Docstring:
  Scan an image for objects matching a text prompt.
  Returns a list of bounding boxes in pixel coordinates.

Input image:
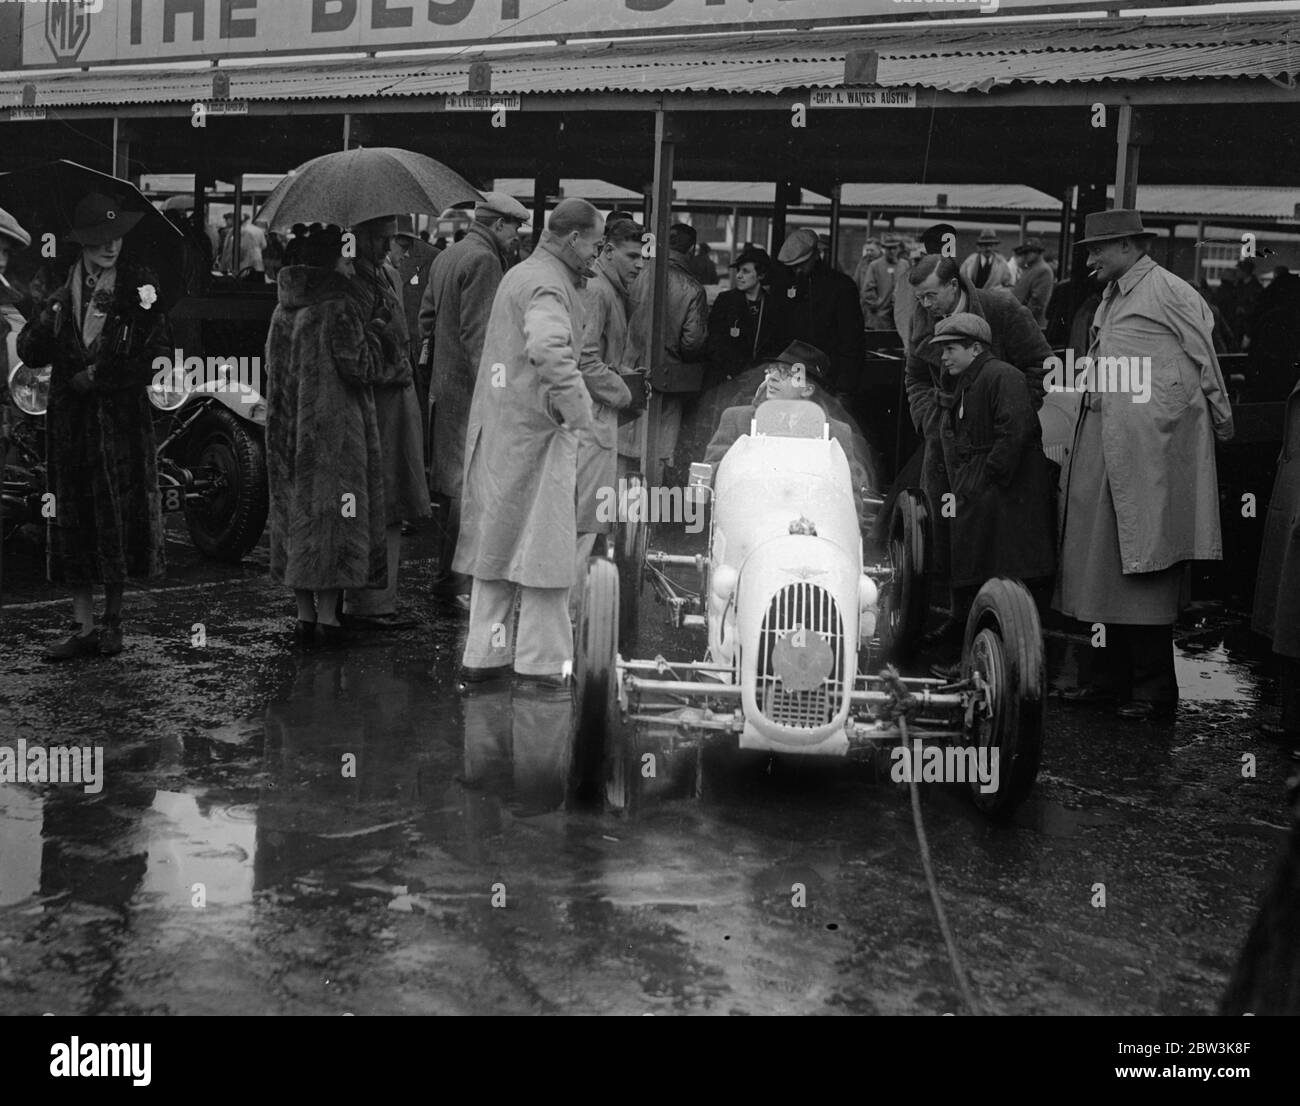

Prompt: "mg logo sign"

[45,1,96,63]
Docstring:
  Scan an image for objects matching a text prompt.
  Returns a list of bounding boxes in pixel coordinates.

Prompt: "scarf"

[67,257,117,351]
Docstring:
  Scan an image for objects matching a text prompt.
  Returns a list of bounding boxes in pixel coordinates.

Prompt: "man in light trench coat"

[455,198,604,685]
[1055,209,1234,721]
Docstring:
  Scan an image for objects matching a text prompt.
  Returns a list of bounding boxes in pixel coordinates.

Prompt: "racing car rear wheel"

[614,472,647,650]
[961,577,1045,817]
[573,557,634,812]
[879,488,930,664]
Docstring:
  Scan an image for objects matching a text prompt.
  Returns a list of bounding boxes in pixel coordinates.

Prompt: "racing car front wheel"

[181,405,269,562]
[879,488,930,664]
[961,577,1045,817]
[613,472,647,651]
[573,557,635,813]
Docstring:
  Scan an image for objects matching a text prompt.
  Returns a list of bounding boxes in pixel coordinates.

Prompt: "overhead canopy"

[2,14,1299,194]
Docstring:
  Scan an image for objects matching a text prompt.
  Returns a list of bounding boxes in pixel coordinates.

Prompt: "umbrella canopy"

[256,147,483,232]
[0,160,191,312]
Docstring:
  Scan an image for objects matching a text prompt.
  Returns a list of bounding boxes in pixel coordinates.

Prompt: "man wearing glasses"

[903,254,1054,650]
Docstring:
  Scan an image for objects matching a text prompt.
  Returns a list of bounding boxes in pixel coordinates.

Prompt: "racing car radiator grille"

[756,583,845,729]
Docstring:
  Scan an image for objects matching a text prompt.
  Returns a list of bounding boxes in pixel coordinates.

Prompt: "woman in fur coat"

[264,224,411,646]
[16,193,169,660]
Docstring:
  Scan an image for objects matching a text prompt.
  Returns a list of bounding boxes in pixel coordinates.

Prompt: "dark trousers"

[1281,655,1300,734]
[1088,623,1178,706]
[431,492,468,592]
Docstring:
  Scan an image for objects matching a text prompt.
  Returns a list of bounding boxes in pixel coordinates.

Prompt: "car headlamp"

[711,564,738,602]
[148,366,190,412]
[859,575,879,640]
[7,360,51,416]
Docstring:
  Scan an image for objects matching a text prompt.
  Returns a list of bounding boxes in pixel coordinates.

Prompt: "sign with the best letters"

[17,0,1193,69]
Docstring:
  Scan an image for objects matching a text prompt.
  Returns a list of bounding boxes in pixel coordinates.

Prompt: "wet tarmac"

[0,523,1295,1015]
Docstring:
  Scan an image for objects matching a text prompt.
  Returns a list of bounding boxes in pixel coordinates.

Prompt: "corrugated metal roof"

[838,183,1060,210]
[4,15,1299,105]
[1134,184,1299,219]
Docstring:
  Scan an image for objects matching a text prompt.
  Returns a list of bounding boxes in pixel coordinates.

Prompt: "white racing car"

[572,398,1046,818]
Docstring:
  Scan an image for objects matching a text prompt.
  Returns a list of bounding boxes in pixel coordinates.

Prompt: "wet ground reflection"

[0,558,1294,1013]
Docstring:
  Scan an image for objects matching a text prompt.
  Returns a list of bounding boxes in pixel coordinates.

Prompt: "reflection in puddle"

[0,788,43,906]
[138,790,257,908]
[1174,636,1263,703]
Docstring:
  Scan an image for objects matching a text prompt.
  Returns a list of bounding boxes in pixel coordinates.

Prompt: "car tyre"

[182,404,268,562]
[573,557,634,813]
[961,576,1045,817]
[879,487,930,664]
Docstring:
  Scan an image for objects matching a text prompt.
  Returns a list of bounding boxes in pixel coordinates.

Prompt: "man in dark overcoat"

[418,191,529,604]
[924,313,1056,674]
[904,253,1054,647]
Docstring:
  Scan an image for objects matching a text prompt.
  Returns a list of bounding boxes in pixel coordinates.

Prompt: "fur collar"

[276,265,354,309]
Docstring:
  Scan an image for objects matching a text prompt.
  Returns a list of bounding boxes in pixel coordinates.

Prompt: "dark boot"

[98,613,124,656]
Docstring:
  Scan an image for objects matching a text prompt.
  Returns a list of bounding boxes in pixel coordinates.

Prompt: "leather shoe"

[1060,684,1116,703]
[316,622,351,647]
[1116,699,1176,722]
[929,661,962,682]
[98,614,124,656]
[921,617,963,651]
[294,620,316,647]
[44,625,100,660]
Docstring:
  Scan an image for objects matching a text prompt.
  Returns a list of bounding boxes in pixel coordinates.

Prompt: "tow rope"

[881,665,983,1016]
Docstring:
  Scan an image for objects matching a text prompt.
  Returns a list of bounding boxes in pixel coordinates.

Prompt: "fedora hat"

[0,206,31,250]
[67,192,143,246]
[1077,208,1158,247]
[393,214,418,239]
[976,228,1000,246]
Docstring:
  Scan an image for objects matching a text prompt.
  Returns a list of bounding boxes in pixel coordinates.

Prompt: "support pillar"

[1112,104,1152,211]
[230,173,243,275]
[532,166,558,249]
[772,180,794,253]
[828,182,842,271]
[642,109,678,488]
[111,116,130,180]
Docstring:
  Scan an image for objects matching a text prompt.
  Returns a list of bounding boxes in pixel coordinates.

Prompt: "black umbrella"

[0,160,191,312]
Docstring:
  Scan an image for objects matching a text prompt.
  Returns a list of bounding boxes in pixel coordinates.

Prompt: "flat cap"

[928,311,992,347]
[0,206,31,249]
[476,190,530,225]
[777,227,818,266]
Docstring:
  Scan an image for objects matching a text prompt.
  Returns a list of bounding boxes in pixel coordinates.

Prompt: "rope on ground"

[881,665,983,1016]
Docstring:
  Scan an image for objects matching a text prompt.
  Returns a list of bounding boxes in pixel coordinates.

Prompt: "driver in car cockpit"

[703,340,871,500]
